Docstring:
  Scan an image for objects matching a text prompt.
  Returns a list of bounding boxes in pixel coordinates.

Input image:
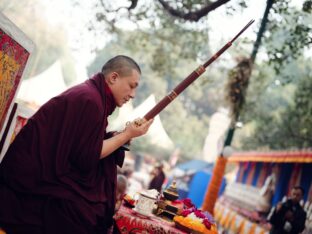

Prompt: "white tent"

[109,95,174,150]
[202,107,231,162]
[17,61,67,106]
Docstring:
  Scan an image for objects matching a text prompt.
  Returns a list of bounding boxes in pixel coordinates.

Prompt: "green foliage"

[229,0,312,150]
[280,68,312,148]
[264,0,312,80]
[5,0,310,156]
[239,58,312,149]
[87,0,312,155]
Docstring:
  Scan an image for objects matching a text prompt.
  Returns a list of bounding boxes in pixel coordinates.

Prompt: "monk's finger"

[146,118,154,127]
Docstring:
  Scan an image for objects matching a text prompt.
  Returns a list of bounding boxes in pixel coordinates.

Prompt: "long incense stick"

[143,19,255,121]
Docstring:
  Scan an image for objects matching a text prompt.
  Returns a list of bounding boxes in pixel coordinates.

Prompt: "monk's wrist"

[120,130,132,143]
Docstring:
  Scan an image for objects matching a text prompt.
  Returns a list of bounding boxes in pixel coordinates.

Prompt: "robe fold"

[0,73,124,233]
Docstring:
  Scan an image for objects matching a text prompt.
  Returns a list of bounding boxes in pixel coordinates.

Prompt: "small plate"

[132,208,152,218]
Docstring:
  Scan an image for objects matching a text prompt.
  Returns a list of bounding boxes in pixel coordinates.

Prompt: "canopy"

[17,61,67,106]
[232,151,312,203]
[109,95,174,150]
[202,108,231,163]
[176,159,213,172]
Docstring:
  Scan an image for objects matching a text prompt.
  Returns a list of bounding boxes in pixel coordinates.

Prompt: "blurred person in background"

[269,186,306,234]
[148,163,166,192]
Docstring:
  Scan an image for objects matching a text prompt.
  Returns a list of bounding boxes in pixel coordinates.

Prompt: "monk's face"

[109,69,140,107]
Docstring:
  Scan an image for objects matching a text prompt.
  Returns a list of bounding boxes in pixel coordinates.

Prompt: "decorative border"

[229,151,312,163]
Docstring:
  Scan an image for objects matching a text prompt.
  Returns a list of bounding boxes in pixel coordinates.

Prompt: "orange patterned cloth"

[229,151,312,163]
[114,205,186,234]
[202,156,228,213]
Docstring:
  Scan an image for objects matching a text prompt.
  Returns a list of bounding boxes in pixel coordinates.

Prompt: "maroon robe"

[0,73,124,233]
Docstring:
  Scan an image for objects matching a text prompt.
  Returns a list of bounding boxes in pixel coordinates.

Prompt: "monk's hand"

[125,118,154,139]
[285,210,294,221]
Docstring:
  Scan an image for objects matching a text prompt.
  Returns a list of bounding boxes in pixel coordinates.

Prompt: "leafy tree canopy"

[85,0,312,155]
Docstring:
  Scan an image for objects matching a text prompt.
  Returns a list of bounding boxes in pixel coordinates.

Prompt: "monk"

[0,55,153,233]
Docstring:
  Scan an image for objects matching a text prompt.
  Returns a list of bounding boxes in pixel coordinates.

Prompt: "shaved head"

[101,55,141,77]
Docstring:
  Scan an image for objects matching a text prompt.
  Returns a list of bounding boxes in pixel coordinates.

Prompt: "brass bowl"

[163,191,179,201]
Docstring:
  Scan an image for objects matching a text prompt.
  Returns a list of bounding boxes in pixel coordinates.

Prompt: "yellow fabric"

[228,213,237,230]
[249,223,257,234]
[229,215,238,232]
[213,202,225,222]
[224,211,235,229]
[239,220,246,233]
[219,208,230,227]
[216,205,270,234]
[0,51,21,128]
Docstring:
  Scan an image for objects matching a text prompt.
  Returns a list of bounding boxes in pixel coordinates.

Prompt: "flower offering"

[173,198,218,234]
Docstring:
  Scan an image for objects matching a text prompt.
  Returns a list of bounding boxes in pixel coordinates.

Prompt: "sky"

[24,0,310,83]
[40,0,268,82]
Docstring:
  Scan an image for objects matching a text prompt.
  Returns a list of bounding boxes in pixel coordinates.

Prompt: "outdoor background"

[1,0,311,162]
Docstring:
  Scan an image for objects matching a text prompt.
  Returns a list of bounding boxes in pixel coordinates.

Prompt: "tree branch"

[128,0,139,10]
[99,0,139,13]
[158,0,231,22]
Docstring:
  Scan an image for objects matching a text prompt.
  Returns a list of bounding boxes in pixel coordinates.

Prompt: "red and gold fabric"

[0,28,30,133]
[256,163,269,188]
[246,162,256,185]
[114,205,186,234]
[287,163,302,195]
[10,115,28,142]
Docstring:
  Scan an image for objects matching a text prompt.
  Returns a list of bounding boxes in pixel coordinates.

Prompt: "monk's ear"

[108,72,118,85]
